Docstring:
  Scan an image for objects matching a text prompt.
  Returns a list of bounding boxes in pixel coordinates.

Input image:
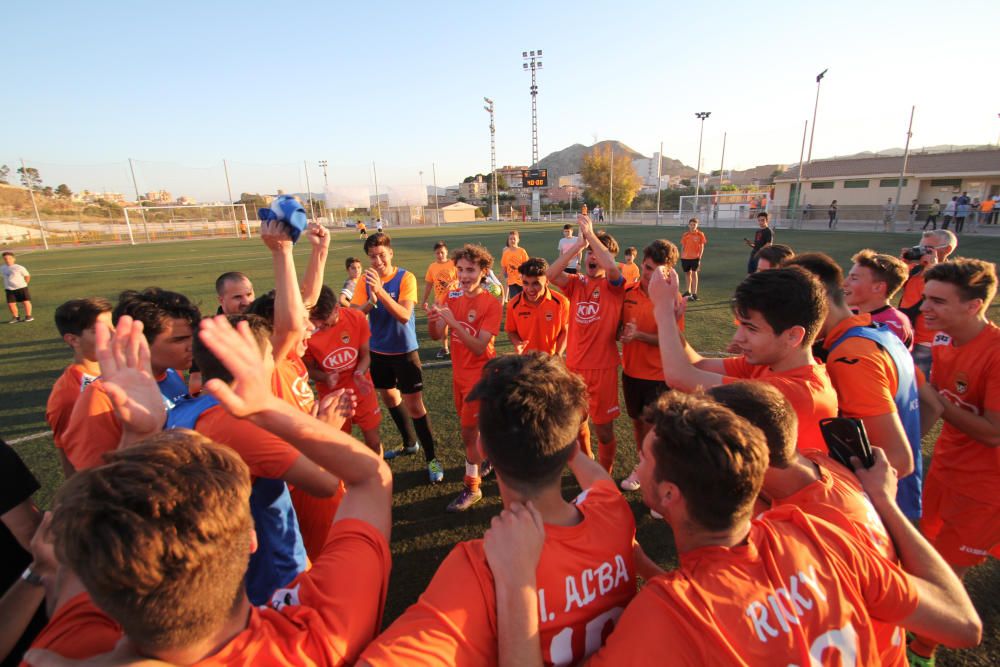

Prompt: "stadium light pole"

[793,120,808,226]
[522,49,543,221]
[694,112,711,202]
[806,69,827,164]
[893,105,915,233]
[318,160,329,224]
[484,97,500,221]
[655,141,663,226]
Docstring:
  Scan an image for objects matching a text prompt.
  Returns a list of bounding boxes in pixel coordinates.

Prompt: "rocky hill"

[535,141,698,180]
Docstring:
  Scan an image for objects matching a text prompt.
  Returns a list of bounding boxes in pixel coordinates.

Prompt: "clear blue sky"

[4,0,999,201]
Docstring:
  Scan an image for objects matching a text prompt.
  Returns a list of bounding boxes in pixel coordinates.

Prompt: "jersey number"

[547,607,623,666]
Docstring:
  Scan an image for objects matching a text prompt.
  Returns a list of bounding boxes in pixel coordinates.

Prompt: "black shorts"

[622,373,669,420]
[370,350,424,394]
[681,258,700,273]
[5,288,30,303]
[508,284,523,299]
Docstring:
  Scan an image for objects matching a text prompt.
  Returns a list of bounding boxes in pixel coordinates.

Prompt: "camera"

[901,245,932,261]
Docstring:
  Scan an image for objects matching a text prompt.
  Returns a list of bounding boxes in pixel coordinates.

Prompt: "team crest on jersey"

[591,288,601,300]
[955,372,969,394]
[269,583,301,611]
[340,332,351,344]
[468,309,477,322]
[545,311,554,321]
[933,332,952,346]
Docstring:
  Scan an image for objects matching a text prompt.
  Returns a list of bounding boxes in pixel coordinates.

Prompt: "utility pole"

[372,161,381,222]
[127,158,151,243]
[223,159,239,237]
[19,158,48,249]
[318,160,329,225]
[484,97,500,220]
[793,120,808,225]
[522,49,543,220]
[303,161,316,221]
[893,105,915,233]
[432,162,440,227]
[655,141,663,226]
[806,69,828,163]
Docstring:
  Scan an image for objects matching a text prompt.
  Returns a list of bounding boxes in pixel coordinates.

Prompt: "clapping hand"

[198,316,276,419]
[96,316,165,439]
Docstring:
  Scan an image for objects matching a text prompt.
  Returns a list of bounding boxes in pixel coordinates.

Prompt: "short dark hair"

[592,230,619,256]
[851,249,909,298]
[51,431,252,651]
[784,252,846,308]
[193,314,272,384]
[469,353,587,495]
[113,289,201,344]
[451,243,494,271]
[245,290,275,323]
[562,224,572,230]
[214,272,250,296]
[433,241,447,251]
[707,382,797,469]
[624,246,637,256]
[642,239,679,268]
[755,244,794,267]
[2,251,13,258]
[925,258,998,313]
[54,297,113,337]
[643,391,768,531]
[363,232,391,254]
[310,285,338,321]
[732,267,827,346]
[518,257,548,278]
[344,256,361,269]
[757,212,770,221]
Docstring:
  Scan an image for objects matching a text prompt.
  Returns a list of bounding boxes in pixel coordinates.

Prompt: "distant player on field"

[422,241,457,359]
[501,229,530,301]
[505,257,569,355]
[618,246,640,284]
[679,218,706,300]
[3,250,33,323]
[340,257,364,308]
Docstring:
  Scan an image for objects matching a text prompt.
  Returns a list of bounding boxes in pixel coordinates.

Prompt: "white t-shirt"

[557,236,580,269]
[2,263,29,290]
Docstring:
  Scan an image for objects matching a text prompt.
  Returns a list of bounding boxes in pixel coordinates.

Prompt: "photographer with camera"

[898,230,957,377]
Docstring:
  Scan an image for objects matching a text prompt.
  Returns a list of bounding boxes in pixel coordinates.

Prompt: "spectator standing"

[827,200,838,228]
[923,198,941,230]
[907,199,920,231]
[2,251,32,323]
[942,197,957,229]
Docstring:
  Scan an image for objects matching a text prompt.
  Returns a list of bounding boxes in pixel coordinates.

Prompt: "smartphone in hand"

[819,417,876,469]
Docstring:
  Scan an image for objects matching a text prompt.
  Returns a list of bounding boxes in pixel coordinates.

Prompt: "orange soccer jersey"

[360,480,637,667]
[501,247,530,287]
[899,272,933,346]
[273,352,316,414]
[61,380,122,471]
[562,274,626,371]
[35,520,391,667]
[45,363,98,450]
[588,506,918,667]
[446,289,501,426]
[680,230,707,260]
[722,356,838,451]
[822,313,903,418]
[618,261,640,284]
[425,260,458,305]
[24,591,122,664]
[769,450,903,665]
[621,283,685,382]
[505,287,570,354]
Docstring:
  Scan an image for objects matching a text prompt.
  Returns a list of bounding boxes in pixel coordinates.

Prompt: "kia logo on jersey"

[576,301,600,324]
[452,321,478,338]
[323,347,358,371]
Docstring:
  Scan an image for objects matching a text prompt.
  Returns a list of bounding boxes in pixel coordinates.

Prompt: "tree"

[580,145,642,212]
[483,172,508,191]
[0,165,9,184]
[55,184,73,199]
[17,166,42,190]
[41,186,54,198]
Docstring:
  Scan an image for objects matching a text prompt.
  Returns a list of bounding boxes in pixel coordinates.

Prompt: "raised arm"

[547,236,587,288]
[854,448,982,648]
[199,315,393,540]
[261,220,308,362]
[578,215,621,283]
[300,222,330,309]
[650,268,724,391]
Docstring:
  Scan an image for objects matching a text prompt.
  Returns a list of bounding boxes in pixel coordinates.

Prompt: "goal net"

[678,191,771,227]
[122,204,251,243]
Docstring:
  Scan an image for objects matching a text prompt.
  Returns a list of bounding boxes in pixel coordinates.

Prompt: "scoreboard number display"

[521,168,548,188]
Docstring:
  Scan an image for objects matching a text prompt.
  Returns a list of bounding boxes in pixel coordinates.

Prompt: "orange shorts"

[319,375,382,432]
[453,382,480,428]
[922,471,1000,567]
[573,367,620,425]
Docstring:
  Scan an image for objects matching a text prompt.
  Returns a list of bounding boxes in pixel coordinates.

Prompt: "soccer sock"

[413,414,437,461]
[598,437,617,474]
[464,462,480,492]
[388,404,417,448]
[908,638,937,659]
[578,422,593,458]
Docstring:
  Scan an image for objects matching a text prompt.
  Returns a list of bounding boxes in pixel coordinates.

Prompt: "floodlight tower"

[694,112,711,200]
[484,97,500,220]
[318,159,329,223]
[523,49,543,220]
[806,69,828,164]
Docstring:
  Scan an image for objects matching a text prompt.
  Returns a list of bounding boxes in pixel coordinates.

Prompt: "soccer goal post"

[122,203,250,244]
[678,191,771,228]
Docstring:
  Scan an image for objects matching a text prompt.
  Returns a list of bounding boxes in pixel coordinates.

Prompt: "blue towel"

[258,195,308,243]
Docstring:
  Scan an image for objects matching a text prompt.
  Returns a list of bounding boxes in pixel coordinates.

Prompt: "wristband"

[21,566,43,587]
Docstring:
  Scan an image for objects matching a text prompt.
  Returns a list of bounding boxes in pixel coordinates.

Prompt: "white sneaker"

[650,509,664,520]
[620,466,641,492]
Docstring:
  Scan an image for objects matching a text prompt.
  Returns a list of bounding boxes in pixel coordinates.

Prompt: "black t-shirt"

[751,226,773,252]
[0,440,46,667]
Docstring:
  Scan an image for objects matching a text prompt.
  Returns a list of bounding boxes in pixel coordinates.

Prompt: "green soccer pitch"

[3,222,998,665]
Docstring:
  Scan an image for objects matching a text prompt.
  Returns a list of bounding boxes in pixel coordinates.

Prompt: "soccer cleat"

[906,649,935,667]
[7,318,20,324]
[690,294,699,302]
[479,459,493,478]
[620,466,641,492]
[435,348,450,359]
[446,487,483,512]
[23,316,34,322]
[681,291,691,298]
[383,442,421,460]
[427,459,444,483]
[650,508,664,520]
